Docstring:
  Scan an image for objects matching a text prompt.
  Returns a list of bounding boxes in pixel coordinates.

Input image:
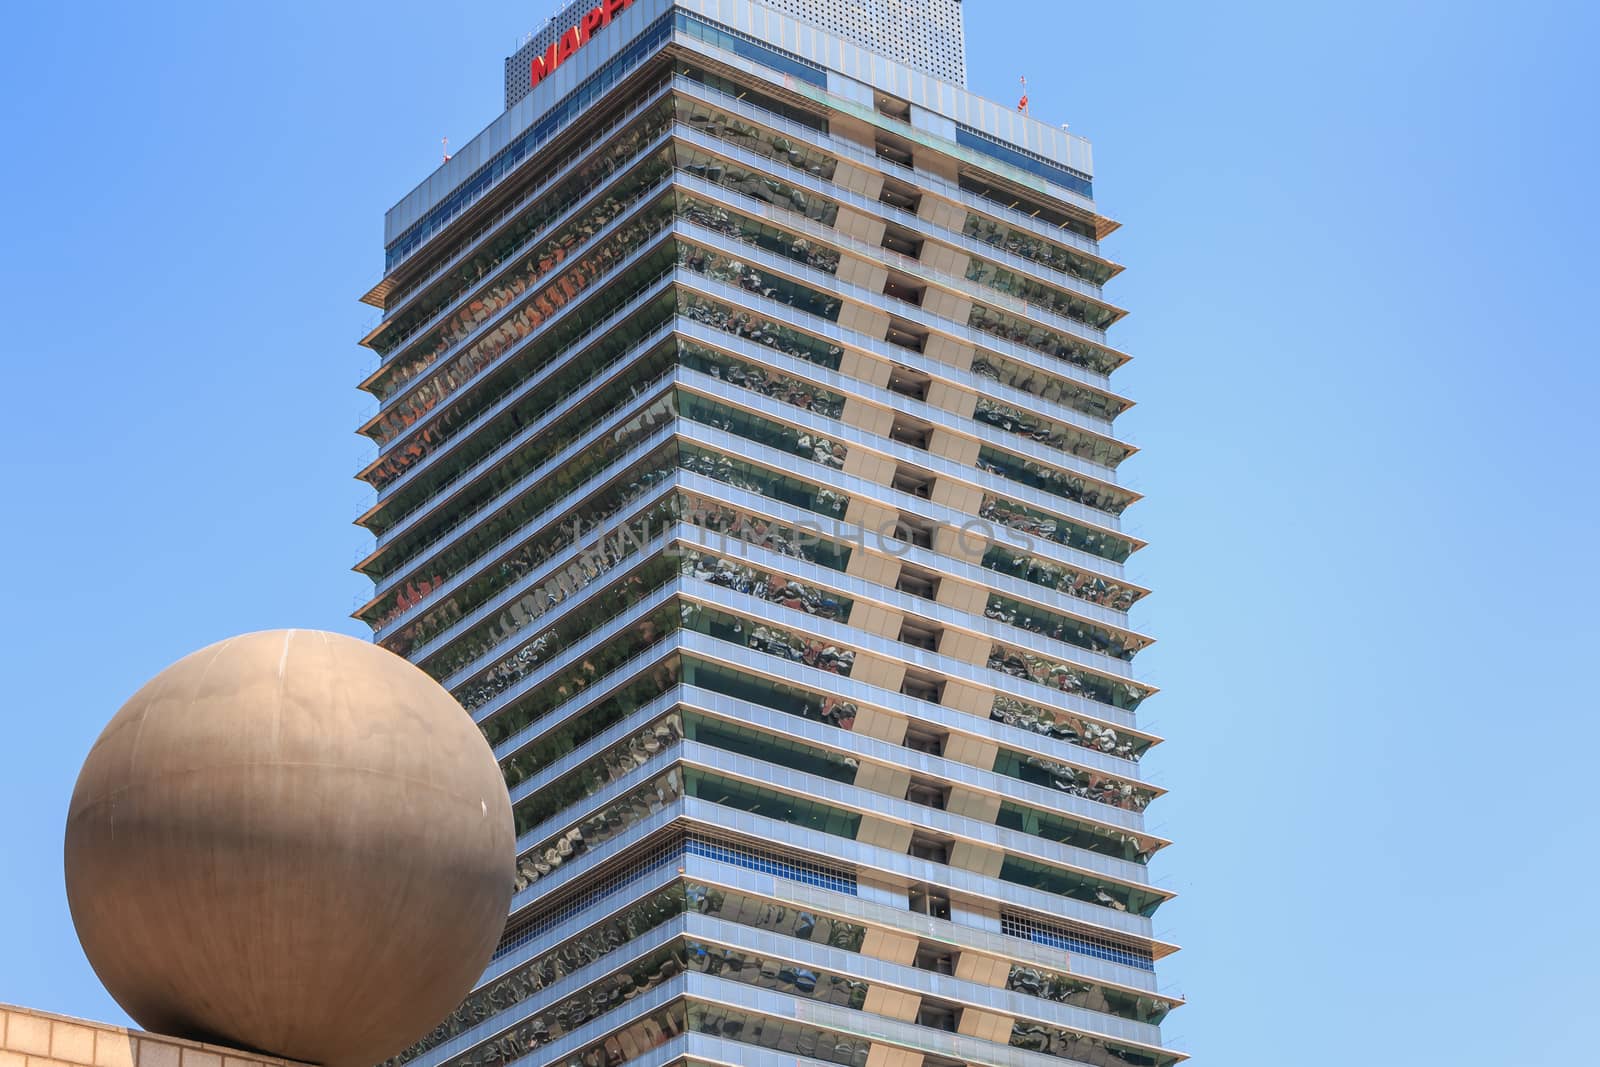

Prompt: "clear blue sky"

[2,2,1595,1062]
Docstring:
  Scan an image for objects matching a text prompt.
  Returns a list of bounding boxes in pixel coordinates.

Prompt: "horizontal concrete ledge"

[0,1005,312,1067]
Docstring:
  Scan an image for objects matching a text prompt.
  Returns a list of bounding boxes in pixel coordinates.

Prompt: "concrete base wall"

[0,1006,308,1067]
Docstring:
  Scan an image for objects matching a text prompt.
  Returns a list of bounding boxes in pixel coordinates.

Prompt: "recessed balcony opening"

[891,466,934,499]
[903,725,947,756]
[895,565,940,600]
[875,134,915,169]
[886,319,928,353]
[883,274,926,308]
[893,512,936,549]
[917,1000,961,1033]
[880,178,922,213]
[909,884,952,920]
[900,669,944,704]
[881,223,924,260]
[887,365,932,401]
[908,832,952,865]
[899,618,942,652]
[906,778,950,811]
[875,93,912,121]
[913,944,956,975]
[890,418,933,450]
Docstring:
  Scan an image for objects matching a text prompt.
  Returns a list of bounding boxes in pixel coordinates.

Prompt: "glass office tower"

[353,3,1180,1066]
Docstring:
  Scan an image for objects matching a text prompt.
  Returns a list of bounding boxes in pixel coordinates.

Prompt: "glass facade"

[966,258,1121,330]
[990,694,1154,763]
[973,396,1133,468]
[987,642,1153,712]
[972,350,1130,421]
[358,9,1177,1067]
[968,303,1124,377]
[963,212,1118,286]
[981,543,1145,611]
[979,493,1137,564]
[977,445,1137,517]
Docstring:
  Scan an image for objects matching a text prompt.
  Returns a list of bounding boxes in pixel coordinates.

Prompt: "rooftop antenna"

[1017,75,1029,116]
[441,137,452,164]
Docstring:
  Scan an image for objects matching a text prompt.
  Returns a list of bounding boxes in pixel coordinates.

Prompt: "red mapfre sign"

[529,0,635,90]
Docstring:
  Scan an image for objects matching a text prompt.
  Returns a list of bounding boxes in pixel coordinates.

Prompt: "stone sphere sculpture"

[64,629,516,1067]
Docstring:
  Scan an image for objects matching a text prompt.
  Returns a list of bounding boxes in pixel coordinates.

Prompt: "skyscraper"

[353,2,1180,1066]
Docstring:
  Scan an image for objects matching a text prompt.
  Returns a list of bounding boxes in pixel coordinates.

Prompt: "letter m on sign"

[529,41,559,88]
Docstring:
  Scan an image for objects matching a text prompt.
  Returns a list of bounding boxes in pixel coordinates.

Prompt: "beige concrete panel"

[91,1034,134,1067]
[917,195,967,232]
[949,841,1006,878]
[924,380,977,418]
[850,651,909,693]
[837,255,890,294]
[861,987,922,1022]
[88,1039,288,1067]
[939,680,994,719]
[923,334,976,369]
[930,479,985,515]
[925,290,974,324]
[957,1007,1015,1044]
[870,451,908,483]
[851,704,909,744]
[935,578,989,616]
[836,205,888,247]
[859,927,920,966]
[839,350,892,388]
[856,448,900,484]
[846,550,902,588]
[828,112,878,148]
[833,159,886,200]
[842,399,898,437]
[0,1053,23,1067]
[49,1025,94,1066]
[856,815,914,854]
[928,429,980,467]
[924,429,957,461]
[854,655,906,692]
[945,787,1001,823]
[943,731,1000,771]
[865,1045,924,1067]
[842,447,897,486]
[937,630,990,667]
[853,760,913,799]
[920,243,967,277]
[5,1017,49,1058]
[844,499,900,536]
[932,524,990,564]
[915,150,961,183]
[839,302,892,341]
[850,602,905,640]
[880,716,912,744]
[955,951,1012,988]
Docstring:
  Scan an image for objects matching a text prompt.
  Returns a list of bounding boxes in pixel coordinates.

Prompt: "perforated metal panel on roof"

[758,0,965,84]
[505,0,966,109]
